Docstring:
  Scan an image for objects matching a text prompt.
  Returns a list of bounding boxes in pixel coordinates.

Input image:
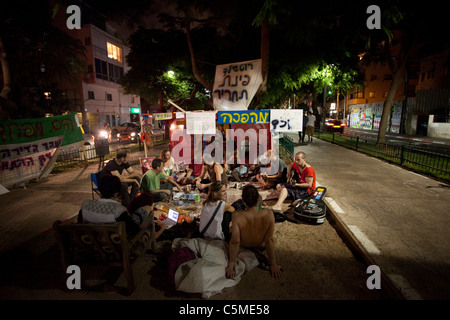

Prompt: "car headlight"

[99,130,108,138]
[117,133,120,137]
[131,132,136,137]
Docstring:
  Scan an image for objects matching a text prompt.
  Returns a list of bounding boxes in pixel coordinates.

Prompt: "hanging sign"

[270,109,303,132]
[218,110,270,124]
[213,59,263,111]
[185,112,216,135]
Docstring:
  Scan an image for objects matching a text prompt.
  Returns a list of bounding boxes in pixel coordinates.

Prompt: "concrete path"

[1,136,449,300]
[288,134,450,299]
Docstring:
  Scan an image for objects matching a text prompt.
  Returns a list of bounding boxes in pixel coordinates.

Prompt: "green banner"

[0,113,83,146]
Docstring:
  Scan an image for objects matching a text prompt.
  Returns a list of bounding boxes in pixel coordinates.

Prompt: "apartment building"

[52,2,141,134]
[346,59,417,134]
[78,23,141,133]
[413,47,450,138]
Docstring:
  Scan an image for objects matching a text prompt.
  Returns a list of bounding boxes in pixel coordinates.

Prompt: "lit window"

[107,42,122,63]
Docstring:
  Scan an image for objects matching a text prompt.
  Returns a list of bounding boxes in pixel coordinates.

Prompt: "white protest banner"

[0,135,64,188]
[185,112,216,135]
[153,112,173,121]
[270,109,303,132]
[213,59,263,111]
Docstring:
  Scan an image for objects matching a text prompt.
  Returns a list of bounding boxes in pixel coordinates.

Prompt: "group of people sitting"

[80,147,316,280]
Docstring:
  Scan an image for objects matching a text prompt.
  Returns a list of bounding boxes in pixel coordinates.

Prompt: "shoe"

[274,211,287,222]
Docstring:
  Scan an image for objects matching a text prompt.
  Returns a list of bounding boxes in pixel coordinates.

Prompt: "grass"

[316,131,450,184]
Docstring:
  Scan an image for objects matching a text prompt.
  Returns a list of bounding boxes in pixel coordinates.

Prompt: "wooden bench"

[53,213,156,295]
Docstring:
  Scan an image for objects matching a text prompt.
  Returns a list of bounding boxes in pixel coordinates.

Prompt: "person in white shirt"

[199,181,235,241]
[306,113,316,142]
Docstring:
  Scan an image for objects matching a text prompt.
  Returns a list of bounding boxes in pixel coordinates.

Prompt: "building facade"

[78,23,141,133]
[52,2,141,134]
[345,46,450,139]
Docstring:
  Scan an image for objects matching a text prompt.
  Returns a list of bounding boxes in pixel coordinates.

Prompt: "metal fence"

[54,144,98,169]
[53,140,146,171]
[316,130,450,182]
[279,134,295,158]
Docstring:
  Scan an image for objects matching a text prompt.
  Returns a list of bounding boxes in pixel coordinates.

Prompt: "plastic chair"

[91,172,102,199]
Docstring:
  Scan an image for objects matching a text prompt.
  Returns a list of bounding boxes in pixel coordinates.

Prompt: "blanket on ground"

[172,238,259,298]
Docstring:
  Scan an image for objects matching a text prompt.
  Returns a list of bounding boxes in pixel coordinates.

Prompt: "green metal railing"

[279,134,295,158]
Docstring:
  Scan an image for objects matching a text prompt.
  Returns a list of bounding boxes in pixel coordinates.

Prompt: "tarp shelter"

[140,108,303,169]
[166,111,273,167]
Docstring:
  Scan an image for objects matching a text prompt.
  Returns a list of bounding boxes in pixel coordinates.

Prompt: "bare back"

[233,208,274,248]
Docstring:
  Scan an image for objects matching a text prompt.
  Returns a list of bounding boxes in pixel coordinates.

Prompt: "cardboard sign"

[213,59,263,111]
[185,112,216,135]
[270,109,303,132]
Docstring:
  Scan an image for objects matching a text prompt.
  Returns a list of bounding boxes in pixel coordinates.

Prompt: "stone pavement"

[0,136,449,300]
[0,144,165,256]
[287,133,450,300]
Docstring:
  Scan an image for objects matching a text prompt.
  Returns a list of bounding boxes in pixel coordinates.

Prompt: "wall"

[348,99,414,133]
[428,115,450,139]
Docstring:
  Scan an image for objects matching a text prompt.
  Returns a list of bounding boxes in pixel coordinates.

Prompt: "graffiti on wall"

[349,102,402,133]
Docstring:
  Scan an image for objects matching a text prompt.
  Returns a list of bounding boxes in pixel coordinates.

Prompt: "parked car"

[324,119,346,133]
[111,122,141,142]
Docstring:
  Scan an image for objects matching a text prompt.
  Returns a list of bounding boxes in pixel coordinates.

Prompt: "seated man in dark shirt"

[100,148,140,207]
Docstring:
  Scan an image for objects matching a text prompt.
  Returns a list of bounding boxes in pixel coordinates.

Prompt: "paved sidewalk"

[0,144,164,256]
[1,137,449,300]
[289,134,450,299]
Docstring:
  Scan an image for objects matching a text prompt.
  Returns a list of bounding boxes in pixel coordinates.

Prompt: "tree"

[360,1,450,144]
[120,26,213,110]
[0,0,86,120]
[107,1,372,114]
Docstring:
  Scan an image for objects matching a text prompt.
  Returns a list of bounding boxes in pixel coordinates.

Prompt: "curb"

[324,197,406,300]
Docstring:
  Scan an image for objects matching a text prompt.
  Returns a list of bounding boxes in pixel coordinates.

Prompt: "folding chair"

[91,172,102,199]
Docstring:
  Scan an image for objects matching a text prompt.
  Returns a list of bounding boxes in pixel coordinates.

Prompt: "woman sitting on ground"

[159,149,177,177]
[193,158,228,193]
[199,181,235,242]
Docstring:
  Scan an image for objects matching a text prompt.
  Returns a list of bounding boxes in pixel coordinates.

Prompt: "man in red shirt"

[271,151,316,212]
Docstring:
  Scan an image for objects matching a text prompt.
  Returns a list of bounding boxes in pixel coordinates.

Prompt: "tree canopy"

[120,0,366,112]
[0,0,86,119]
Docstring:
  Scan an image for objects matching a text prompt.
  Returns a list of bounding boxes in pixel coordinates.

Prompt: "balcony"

[347,98,367,105]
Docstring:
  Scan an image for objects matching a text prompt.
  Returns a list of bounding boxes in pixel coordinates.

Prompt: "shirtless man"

[225,185,282,279]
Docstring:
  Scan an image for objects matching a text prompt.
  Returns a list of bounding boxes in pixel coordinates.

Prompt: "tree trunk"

[249,19,269,110]
[259,19,269,93]
[377,66,405,145]
[0,35,11,100]
[159,89,164,111]
[185,21,213,91]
